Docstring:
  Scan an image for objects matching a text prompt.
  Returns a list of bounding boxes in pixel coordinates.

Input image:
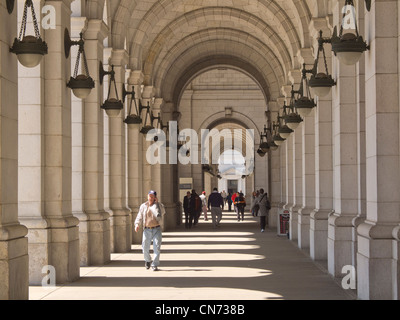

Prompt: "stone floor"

[29,210,355,300]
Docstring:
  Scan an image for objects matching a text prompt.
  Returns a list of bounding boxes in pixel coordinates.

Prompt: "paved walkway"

[29,211,355,300]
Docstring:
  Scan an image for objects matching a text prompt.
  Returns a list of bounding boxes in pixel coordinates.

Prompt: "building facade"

[0,0,399,300]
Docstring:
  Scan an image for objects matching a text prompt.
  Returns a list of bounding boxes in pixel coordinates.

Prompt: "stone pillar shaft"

[127,71,144,244]
[107,50,131,253]
[42,0,80,284]
[357,0,400,300]
[0,0,29,299]
[78,19,110,266]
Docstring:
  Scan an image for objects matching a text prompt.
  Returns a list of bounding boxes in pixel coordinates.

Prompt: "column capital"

[153,98,164,111]
[128,70,144,86]
[71,17,87,38]
[142,86,155,100]
[84,19,109,41]
[110,49,129,66]
[296,48,314,66]
[309,17,332,37]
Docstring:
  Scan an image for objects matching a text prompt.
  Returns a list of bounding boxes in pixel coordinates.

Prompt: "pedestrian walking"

[221,190,227,207]
[134,190,164,271]
[189,189,202,227]
[208,188,224,228]
[231,191,239,216]
[183,191,191,229]
[200,191,208,221]
[251,188,271,232]
[234,192,246,221]
[227,192,233,211]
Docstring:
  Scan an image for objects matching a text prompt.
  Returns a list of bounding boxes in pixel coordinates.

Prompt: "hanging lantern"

[10,0,48,68]
[331,0,369,65]
[100,63,123,117]
[140,102,155,134]
[123,86,143,126]
[309,31,336,97]
[284,94,303,130]
[65,29,95,99]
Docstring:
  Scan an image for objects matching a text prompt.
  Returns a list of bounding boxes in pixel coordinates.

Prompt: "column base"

[74,211,111,266]
[289,205,301,241]
[297,206,312,249]
[356,222,397,300]
[0,224,29,300]
[19,218,50,285]
[310,209,332,261]
[47,216,80,284]
[328,214,355,277]
[110,208,132,253]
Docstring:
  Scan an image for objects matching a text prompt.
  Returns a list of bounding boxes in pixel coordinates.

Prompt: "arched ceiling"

[84,0,330,106]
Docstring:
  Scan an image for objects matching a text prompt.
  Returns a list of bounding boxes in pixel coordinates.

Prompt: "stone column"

[127,70,144,244]
[152,98,163,200]
[290,123,302,242]
[309,19,334,262]
[78,19,110,265]
[357,0,400,300]
[43,0,80,283]
[0,0,29,299]
[296,50,316,250]
[269,102,280,229]
[107,49,131,253]
[141,86,155,197]
[298,109,315,249]
[70,17,86,265]
[17,0,46,286]
[351,0,367,271]
[285,133,295,238]
[162,102,178,230]
[328,44,359,279]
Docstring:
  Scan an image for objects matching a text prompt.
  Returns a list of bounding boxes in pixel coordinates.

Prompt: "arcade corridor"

[29,211,353,300]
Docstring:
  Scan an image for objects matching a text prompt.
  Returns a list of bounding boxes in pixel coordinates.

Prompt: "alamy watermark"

[342,4,357,30]
[42,265,56,288]
[341,265,356,290]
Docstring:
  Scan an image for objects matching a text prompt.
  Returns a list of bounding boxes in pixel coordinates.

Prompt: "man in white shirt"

[135,190,163,271]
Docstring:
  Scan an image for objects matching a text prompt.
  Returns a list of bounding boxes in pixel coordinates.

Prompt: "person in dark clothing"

[234,192,246,221]
[183,191,191,229]
[207,188,224,228]
[227,192,233,211]
[189,189,202,227]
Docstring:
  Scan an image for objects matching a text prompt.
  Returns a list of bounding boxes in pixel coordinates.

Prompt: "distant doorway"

[227,180,238,194]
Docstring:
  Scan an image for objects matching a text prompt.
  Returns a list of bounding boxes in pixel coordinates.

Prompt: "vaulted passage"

[1,0,400,301]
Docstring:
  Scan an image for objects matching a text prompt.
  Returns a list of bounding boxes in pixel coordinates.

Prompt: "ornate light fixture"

[123,85,143,126]
[65,29,94,99]
[272,118,285,146]
[259,125,270,154]
[10,0,48,68]
[293,64,317,117]
[309,32,336,97]
[139,102,154,134]
[99,62,123,117]
[319,0,369,66]
[278,106,294,139]
[283,94,303,130]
